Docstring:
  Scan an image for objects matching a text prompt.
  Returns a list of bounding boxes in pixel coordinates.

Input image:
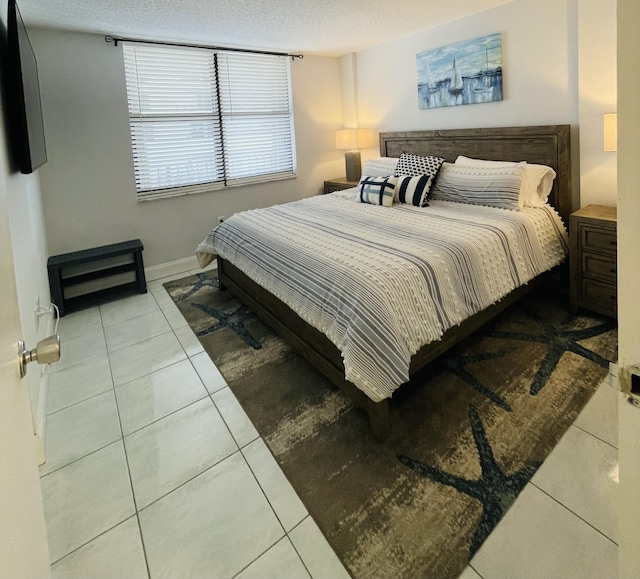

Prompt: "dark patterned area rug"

[165,272,617,579]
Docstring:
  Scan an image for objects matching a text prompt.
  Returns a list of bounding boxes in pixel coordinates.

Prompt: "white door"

[0,171,50,576]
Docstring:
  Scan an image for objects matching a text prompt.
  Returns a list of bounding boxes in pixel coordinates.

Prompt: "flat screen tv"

[7,0,47,174]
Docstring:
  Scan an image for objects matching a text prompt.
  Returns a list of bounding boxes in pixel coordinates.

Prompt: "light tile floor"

[40,271,619,578]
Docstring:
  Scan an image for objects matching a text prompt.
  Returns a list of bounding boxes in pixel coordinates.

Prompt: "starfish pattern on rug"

[398,404,539,557]
[189,301,262,350]
[171,273,219,303]
[441,351,513,411]
[482,307,616,395]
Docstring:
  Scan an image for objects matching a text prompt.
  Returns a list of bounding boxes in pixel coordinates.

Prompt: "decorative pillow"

[395,153,445,178]
[430,162,525,210]
[357,176,397,206]
[455,155,556,207]
[394,175,433,207]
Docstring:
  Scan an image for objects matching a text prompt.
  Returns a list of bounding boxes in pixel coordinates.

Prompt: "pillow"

[522,164,556,207]
[360,157,399,179]
[357,176,397,206]
[395,175,433,207]
[455,155,556,207]
[430,162,525,210]
[391,153,444,204]
[395,153,445,178]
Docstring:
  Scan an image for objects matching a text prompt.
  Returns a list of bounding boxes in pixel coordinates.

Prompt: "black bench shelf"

[48,239,147,317]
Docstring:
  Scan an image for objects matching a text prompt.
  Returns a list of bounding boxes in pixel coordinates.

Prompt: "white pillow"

[431,162,524,211]
[455,155,556,207]
[360,157,399,180]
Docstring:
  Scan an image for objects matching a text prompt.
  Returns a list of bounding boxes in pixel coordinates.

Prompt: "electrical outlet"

[217,216,225,224]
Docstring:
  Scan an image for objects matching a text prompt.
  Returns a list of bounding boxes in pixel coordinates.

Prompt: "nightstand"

[323,177,359,194]
[570,204,617,318]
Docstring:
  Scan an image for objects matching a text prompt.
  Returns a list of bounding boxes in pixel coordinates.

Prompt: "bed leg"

[368,399,390,442]
[216,256,228,291]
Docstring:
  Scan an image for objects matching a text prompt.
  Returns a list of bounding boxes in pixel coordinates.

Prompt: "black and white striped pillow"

[430,162,525,211]
[394,153,444,204]
[394,175,433,207]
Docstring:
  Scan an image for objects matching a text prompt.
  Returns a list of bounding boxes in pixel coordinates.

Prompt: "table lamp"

[335,128,375,181]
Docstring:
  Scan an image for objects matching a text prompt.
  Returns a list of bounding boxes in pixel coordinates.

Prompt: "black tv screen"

[7,0,47,174]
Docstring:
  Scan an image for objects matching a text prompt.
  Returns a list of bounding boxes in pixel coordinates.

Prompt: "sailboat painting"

[416,33,503,109]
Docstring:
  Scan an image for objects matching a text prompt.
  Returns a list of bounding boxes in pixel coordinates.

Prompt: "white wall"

[1,8,54,455]
[30,29,344,269]
[339,53,358,129]
[355,0,579,133]
[578,0,617,207]
[348,0,615,212]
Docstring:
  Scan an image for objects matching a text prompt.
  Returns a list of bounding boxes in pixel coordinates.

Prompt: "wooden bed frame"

[217,125,573,441]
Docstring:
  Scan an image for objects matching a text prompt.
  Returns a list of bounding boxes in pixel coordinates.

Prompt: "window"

[123,43,296,201]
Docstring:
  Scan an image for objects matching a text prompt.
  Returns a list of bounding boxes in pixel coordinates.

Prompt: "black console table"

[48,239,146,316]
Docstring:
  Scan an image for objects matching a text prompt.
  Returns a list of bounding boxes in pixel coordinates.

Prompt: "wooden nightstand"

[323,177,359,194]
[570,204,617,318]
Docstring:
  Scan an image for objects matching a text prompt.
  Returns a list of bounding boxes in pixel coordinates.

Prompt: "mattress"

[197,189,569,402]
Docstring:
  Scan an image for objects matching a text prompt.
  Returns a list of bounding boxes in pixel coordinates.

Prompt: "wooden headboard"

[379,125,572,225]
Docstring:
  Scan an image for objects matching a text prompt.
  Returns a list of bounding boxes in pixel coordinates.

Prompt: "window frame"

[122,42,297,202]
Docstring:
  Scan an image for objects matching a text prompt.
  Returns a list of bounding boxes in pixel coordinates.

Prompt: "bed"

[198,125,572,441]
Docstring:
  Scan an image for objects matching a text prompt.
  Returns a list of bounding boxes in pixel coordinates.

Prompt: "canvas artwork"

[417,33,503,109]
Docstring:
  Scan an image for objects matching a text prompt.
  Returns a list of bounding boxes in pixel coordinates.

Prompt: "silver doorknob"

[18,335,61,378]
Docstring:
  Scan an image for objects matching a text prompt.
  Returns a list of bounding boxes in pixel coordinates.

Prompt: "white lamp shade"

[335,128,375,150]
[604,113,617,152]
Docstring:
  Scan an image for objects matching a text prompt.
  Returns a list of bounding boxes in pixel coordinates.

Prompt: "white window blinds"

[123,43,296,201]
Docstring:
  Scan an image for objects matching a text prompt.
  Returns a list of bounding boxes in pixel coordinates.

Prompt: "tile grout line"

[121,393,210,437]
[156,278,308,576]
[39,438,122,480]
[48,514,140,568]
[469,562,487,579]
[240,441,292,533]
[284,517,316,579]
[208,390,260,450]
[116,283,250,515]
[527,481,619,546]
[162,270,319,579]
[42,276,211,576]
[159,280,262,453]
[572,422,618,450]
[45,385,114,418]
[100,304,153,579]
[229,535,311,579]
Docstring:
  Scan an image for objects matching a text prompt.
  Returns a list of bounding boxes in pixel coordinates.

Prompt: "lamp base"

[345,151,362,182]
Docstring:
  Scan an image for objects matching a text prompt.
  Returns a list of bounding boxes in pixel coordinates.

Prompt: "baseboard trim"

[145,256,201,282]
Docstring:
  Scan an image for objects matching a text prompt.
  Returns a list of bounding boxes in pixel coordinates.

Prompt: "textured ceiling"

[17,0,514,57]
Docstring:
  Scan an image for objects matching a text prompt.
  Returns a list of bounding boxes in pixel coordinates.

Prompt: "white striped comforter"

[196,190,568,402]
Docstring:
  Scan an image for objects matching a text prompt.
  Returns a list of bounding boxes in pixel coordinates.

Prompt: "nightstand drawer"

[582,252,617,283]
[580,225,617,255]
[570,204,617,319]
[580,278,617,317]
